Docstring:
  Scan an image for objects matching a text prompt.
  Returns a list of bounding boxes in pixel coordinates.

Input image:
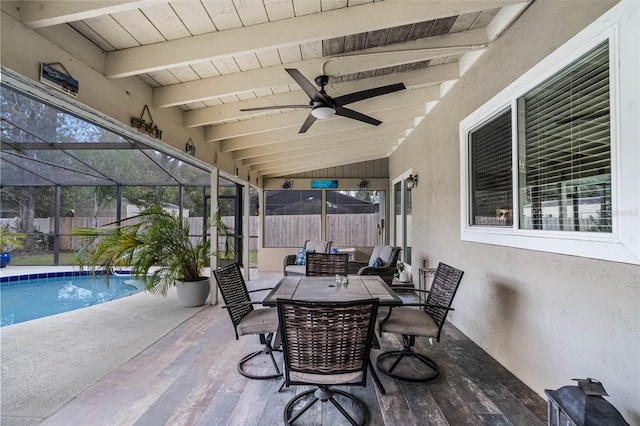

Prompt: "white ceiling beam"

[337,27,489,57]
[487,2,532,40]
[20,0,164,28]
[242,132,404,166]
[322,29,489,77]
[254,147,395,175]
[232,119,416,160]
[206,86,439,140]
[184,68,448,127]
[186,92,305,128]
[217,104,426,151]
[258,150,395,178]
[155,30,472,108]
[254,152,395,177]
[241,128,406,166]
[105,0,517,78]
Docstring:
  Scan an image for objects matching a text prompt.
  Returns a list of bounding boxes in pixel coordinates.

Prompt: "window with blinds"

[460,3,638,264]
[517,41,611,233]
[470,109,512,226]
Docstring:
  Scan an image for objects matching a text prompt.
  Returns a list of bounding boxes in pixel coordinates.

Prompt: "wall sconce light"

[406,174,418,190]
[282,179,293,190]
[358,179,370,189]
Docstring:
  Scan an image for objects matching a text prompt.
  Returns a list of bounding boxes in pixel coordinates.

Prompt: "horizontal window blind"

[470,109,513,226]
[518,41,611,232]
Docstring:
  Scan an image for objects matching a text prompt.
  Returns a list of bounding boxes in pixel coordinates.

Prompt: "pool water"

[1,274,143,327]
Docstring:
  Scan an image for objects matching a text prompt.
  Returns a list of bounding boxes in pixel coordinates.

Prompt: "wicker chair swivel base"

[236,331,281,380]
[214,263,282,380]
[377,262,464,382]
[377,334,441,382]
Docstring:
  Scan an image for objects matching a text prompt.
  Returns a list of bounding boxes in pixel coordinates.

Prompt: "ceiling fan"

[240,68,406,133]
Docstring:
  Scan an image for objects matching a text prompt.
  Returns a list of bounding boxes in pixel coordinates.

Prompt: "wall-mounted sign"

[131,105,162,139]
[310,179,338,189]
[40,63,78,98]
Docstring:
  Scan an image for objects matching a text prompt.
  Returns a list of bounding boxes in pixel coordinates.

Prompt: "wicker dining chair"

[305,252,349,277]
[277,298,379,426]
[376,262,464,382]
[283,240,333,276]
[213,262,282,380]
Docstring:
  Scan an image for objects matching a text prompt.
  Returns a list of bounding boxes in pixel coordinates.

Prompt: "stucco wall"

[390,0,639,422]
[0,7,238,176]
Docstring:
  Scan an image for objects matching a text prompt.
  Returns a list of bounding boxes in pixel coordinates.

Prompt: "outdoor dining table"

[263,274,403,395]
[262,274,403,307]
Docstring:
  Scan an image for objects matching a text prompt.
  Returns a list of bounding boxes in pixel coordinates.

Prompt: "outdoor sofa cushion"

[284,240,332,276]
[347,245,402,286]
[369,245,395,265]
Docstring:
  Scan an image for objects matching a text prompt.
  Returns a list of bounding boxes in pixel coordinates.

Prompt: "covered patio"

[2,268,546,425]
[1,0,638,425]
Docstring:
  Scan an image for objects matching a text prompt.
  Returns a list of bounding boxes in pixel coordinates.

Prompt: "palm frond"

[72,207,212,295]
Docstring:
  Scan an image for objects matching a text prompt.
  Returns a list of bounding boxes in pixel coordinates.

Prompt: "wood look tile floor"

[41,286,547,426]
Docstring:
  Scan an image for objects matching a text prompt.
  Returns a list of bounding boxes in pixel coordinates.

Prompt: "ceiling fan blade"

[240,104,311,112]
[335,107,382,126]
[298,113,317,133]
[333,83,406,106]
[285,68,326,103]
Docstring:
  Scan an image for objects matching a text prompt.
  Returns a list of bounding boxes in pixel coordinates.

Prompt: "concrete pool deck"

[0,266,212,425]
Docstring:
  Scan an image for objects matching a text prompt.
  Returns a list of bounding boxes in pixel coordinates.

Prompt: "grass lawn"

[9,252,77,266]
[9,251,259,267]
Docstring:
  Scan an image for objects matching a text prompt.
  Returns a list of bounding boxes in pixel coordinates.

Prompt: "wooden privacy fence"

[264,215,320,248]
[264,214,380,247]
[53,214,377,251]
[57,217,223,251]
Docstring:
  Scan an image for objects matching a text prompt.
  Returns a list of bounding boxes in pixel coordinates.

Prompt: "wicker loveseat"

[347,245,402,286]
[283,240,332,276]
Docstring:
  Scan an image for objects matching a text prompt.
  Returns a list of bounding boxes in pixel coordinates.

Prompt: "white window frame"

[459,0,640,265]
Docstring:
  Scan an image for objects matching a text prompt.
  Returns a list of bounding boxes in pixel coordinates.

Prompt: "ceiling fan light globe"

[311,106,335,119]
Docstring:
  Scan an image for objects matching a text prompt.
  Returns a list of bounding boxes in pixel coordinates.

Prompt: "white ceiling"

[16,0,531,178]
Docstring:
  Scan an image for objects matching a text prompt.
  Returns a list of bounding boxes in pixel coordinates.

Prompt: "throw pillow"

[295,248,306,265]
[368,257,384,267]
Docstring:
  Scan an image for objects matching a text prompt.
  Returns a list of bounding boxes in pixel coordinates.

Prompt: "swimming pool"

[1,272,143,327]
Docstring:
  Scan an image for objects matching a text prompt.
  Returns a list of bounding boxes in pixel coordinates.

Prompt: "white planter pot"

[175,277,210,307]
[399,271,410,283]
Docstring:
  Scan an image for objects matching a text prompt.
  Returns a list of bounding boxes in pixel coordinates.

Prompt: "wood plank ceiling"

[18,0,531,178]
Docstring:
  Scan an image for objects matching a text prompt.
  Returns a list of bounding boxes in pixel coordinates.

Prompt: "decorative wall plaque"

[131,105,162,139]
[40,63,78,97]
[185,139,195,156]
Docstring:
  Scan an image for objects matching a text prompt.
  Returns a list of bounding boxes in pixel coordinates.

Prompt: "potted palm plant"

[0,226,25,268]
[73,207,232,307]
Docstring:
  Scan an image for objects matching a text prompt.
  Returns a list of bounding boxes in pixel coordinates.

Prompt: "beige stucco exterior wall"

[0,7,240,176]
[389,0,639,422]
